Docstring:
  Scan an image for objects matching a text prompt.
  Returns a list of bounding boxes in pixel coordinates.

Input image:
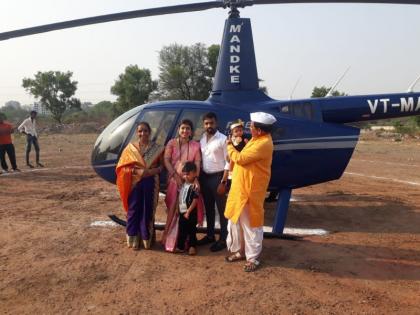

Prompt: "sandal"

[225,252,245,263]
[244,261,260,272]
[188,247,197,256]
[173,248,185,254]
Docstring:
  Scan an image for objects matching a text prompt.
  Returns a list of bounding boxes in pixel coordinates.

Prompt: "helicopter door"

[126,109,178,147]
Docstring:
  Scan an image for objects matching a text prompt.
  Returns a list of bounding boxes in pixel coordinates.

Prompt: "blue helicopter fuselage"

[91,95,359,191]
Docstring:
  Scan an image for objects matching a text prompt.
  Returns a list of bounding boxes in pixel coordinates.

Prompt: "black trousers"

[177,210,197,250]
[0,143,17,170]
[199,171,228,241]
[26,134,40,164]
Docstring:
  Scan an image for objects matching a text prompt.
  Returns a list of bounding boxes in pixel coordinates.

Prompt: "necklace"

[138,141,150,156]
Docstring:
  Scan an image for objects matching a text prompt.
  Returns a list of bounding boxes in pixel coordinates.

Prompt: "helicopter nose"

[91,106,143,183]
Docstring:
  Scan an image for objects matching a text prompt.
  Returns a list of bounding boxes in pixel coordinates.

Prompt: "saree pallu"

[116,142,163,247]
[162,177,204,252]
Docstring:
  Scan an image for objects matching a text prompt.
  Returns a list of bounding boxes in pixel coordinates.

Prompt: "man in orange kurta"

[224,112,276,272]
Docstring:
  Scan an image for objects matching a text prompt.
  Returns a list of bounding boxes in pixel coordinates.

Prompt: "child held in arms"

[177,161,200,255]
[222,119,249,195]
[230,119,248,152]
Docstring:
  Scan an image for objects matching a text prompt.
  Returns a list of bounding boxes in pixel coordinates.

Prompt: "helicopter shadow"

[264,192,420,235]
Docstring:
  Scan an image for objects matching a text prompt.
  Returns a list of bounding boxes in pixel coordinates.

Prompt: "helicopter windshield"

[91,106,142,164]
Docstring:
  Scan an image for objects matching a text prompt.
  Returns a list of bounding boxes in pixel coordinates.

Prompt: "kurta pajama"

[224,134,273,262]
[227,205,264,263]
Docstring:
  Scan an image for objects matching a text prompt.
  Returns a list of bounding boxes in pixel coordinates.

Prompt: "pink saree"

[162,138,204,252]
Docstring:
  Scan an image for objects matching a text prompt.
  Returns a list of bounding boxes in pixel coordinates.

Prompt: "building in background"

[32,102,50,116]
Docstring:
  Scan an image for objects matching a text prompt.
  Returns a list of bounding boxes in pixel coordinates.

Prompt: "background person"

[197,112,230,252]
[116,122,164,250]
[0,113,19,173]
[18,110,43,168]
[224,112,276,272]
[162,119,202,252]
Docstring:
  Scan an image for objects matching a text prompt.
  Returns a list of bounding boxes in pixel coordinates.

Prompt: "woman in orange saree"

[162,119,203,252]
[116,122,164,250]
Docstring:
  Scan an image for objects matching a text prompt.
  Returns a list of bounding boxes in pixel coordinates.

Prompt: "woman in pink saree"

[162,119,203,252]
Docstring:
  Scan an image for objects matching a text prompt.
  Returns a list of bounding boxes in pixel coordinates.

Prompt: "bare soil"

[1,133,419,314]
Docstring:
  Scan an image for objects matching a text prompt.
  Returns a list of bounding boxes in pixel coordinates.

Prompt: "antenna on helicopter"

[325,66,350,97]
[289,76,301,100]
[406,74,420,93]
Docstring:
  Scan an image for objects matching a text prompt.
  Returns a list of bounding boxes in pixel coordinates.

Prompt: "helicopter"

[1,1,420,235]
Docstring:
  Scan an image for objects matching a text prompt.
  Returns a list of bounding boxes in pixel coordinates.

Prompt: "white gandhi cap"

[250,112,277,125]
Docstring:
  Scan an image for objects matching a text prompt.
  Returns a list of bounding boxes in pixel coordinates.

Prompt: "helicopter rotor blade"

[0,1,224,41]
[250,0,420,5]
[2,1,418,41]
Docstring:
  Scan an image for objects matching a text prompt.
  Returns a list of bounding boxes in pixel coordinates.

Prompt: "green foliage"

[62,110,89,124]
[207,44,220,78]
[311,86,346,98]
[62,100,115,124]
[87,101,114,123]
[393,118,420,135]
[111,65,156,117]
[1,104,30,124]
[22,71,80,123]
[258,78,268,94]
[158,43,213,100]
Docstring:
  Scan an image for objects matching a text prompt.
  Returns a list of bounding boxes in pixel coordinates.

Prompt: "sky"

[1,1,420,107]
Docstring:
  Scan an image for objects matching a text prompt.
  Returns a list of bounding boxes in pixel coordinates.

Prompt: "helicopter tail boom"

[319,92,420,123]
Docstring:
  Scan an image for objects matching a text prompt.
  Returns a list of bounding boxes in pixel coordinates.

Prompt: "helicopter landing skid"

[108,214,301,240]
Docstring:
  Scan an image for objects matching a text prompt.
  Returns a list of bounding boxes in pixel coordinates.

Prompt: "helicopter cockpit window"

[129,110,177,147]
[92,107,141,163]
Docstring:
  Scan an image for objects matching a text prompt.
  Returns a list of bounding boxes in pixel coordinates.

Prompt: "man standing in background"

[18,110,44,168]
[0,113,19,173]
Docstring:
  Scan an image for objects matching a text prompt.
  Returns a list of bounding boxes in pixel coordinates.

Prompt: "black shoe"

[265,192,278,203]
[36,162,44,167]
[196,236,215,246]
[210,240,227,252]
[12,168,21,172]
[27,163,34,169]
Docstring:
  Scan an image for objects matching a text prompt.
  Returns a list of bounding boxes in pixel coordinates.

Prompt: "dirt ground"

[0,132,419,315]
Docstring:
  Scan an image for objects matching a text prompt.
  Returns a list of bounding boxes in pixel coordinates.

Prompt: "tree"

[311,86,346,98]
[207,44,220,78]
[158,43,213,100]
[111,65,157,116]
[88,100,114,123]
[22,71,80,123]
[4,100,21,109]
[1,105,29,124]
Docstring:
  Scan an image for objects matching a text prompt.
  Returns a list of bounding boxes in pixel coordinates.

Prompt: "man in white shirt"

[18,110,44,168]
[198,112,229,252]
